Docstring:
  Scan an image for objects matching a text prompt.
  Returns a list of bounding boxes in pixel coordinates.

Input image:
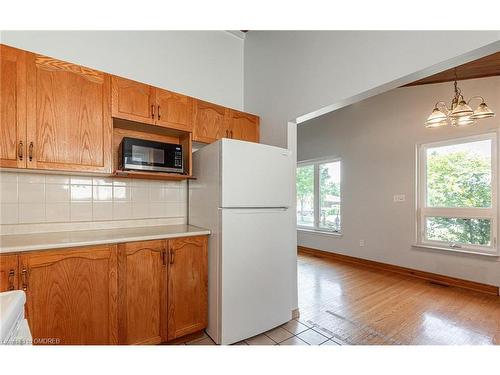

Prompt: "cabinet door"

[26,53,112,173]
[19,245,118,345]
[192,99,226,143]
[118,240,167,345]
[156,89,193,131]
[226,109,260,143]
[111,76,156,125]
[167,236,208,341]
[0,254,19,292]
[0,45,26,168]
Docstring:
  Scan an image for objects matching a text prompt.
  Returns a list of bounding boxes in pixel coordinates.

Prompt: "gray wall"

[244,31,500,148]
[0,31,244,109]
[297,76,500,287]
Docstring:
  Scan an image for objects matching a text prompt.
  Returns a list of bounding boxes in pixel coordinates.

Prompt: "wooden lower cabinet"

[117,240,167,345]
[5,235,207,345]
[167,236,208,341]
[117,236,208,344]
[0,254,19,292]
[19,245,118,345]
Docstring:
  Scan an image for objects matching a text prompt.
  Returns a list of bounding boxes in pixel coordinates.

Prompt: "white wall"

[0,30,244,109]
[244,31,500,148]
[297,76,500,287]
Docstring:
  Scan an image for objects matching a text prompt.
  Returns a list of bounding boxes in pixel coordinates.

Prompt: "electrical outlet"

[393,194,406,202]
[359,240,365,247]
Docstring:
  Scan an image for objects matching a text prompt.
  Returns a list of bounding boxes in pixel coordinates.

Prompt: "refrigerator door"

[221,139,292,208]
[220,208,293,345]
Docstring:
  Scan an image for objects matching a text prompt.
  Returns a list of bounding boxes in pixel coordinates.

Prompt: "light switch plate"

[393,194,406,202]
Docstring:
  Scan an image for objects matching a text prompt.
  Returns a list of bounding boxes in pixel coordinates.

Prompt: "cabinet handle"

[169,249,174,265]
[225,130,228,138]
[28,142,34,162]
[157,105,161,120]
[162,249,167,266]
[230,130,233,138]
[151,105,155,119]
[21,267,28,291]
[18,141,24,160]
[8,269,15,290]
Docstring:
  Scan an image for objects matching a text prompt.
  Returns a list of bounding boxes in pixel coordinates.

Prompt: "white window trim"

[416,132,499,256]
[297,157,342,234]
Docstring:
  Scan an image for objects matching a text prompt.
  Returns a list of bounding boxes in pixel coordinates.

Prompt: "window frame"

[416,132,498,256]
[297,157,342,234]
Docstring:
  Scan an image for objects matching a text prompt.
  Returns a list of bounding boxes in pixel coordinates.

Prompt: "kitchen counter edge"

[0,225,210,254]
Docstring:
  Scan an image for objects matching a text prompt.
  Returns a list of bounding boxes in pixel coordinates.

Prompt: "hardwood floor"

[297,252,500,345]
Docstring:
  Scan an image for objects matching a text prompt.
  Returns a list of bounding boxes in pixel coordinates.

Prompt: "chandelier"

[424,72,495,128]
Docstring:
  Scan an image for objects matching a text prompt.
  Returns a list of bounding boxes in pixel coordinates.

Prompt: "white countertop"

[0,224,210,253]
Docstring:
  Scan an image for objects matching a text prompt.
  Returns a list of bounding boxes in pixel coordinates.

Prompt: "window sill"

[297,228,343,238]
[412,243,499,258]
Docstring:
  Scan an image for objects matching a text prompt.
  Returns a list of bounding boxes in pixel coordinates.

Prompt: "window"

[297,159,341,233]
[417,133,498,255]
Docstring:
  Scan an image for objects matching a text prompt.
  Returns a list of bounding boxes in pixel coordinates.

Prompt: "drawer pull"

[21,267,28,291]
[8,269,15,290]
[18,141,24,160]
[28,142,34,162]
[169,249,174,265]
[157,105,161,120]
[151,104,155,119]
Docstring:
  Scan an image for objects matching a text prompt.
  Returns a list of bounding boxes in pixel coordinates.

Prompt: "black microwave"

[119,137,183,174]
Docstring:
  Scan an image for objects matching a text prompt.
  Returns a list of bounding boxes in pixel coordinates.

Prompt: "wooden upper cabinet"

[226,109,260,143]
[111,76,156,125]
[20,245,118,345]
[0,45,26,168]
[26,53,112,173]
[167,236,208,341]
[0,254,19,292]
[118,240,167,345]
[192,99,227,143]
[156,89,193,132]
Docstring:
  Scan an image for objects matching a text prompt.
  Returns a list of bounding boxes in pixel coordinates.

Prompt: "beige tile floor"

[185,318,343,345]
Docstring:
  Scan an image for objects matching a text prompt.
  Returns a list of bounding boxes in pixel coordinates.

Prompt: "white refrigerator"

[189,138,294,345]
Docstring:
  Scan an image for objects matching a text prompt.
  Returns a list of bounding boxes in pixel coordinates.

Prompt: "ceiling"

[404,51,500,86]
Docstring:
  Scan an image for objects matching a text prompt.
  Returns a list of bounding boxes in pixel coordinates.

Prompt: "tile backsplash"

[0,172,187,229]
